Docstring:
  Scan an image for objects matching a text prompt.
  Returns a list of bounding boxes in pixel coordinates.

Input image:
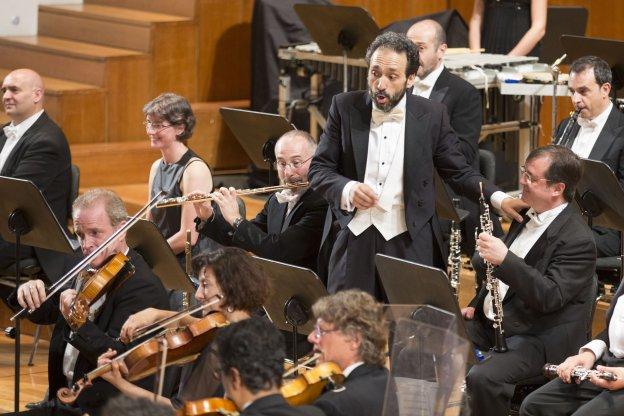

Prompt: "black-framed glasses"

[276,156,313,170]
[520,166,551,185]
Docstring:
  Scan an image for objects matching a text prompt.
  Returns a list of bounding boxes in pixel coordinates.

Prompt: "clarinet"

[543,364,619,382]
[552,109,581,147]
[476,182,508,353]
[447,198,462,299]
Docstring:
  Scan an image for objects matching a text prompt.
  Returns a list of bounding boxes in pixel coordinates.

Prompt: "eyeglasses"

[276,156,313,170]
[520,166,552,185]
[143,120,173,133]
[312,324,339,339]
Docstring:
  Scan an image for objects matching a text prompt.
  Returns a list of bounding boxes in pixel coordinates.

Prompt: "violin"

[57,312,229,404]
[281,357,344,406]
[68,252,135,330]
[176,398,238,416]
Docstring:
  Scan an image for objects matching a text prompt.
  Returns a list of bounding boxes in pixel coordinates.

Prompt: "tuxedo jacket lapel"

[350,95,372,182]
[268,197,287,235]
[589,107,622,161]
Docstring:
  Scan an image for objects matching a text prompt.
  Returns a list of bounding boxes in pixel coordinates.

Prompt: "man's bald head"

[2,68,45,124]
[406,20,447,79]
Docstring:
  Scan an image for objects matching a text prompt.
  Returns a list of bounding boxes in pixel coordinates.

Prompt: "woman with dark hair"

[144,93,214,264]
[96,247,271,410]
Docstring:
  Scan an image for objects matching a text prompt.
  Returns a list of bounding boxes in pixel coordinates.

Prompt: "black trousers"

[465,318,547,416]
[520,355,624,416]
[327,222,443,301]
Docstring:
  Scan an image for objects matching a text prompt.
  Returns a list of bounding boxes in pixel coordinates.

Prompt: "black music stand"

[561,35,624,97]
[574,159,624,282]
[126,219,195,292]
[220,108,295,187]
[434,171,469,223]
[294,4,379,92]
[251,256,327,367]
[539,7,587,64]
[0,176,75,414]
[375,254,476,364]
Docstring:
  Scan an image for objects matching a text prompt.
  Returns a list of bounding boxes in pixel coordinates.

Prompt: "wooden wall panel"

[334,0,449,27]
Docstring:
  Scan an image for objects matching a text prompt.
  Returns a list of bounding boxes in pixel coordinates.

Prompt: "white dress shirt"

[411,64,445,99]
[581,294,624,360]
[341,94,407,241]
[484,203,568,321]
[0,109,44,172]
[342,361,364,378]
[570,102,612,158]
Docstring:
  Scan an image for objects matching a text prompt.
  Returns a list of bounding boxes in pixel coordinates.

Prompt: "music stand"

[0,176,75,414]
[574,159,624,282]
[126,219,195,292]
[251,256,327,366]
[539,7,588,64]
[294,4,379,92]
[220,107,295,169]
[561,35,624,96]
[375,254,476,364]
[434,170,469,223]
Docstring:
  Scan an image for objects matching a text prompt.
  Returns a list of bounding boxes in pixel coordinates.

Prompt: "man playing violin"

[191,130,328,274]
[307,289,389,416]
[97,247,271,411]
[15,188,169,415]
[214,318,325,416]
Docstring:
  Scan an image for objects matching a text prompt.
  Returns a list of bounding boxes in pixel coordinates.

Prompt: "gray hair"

[72,188,128,226]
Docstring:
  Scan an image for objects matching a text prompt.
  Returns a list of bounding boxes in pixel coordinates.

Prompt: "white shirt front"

[0,110,44,172]
[570,102,612,158]
[484,203,568,321]
[411,64,445,99]
[582,294,624,360]
[342,94,407,241]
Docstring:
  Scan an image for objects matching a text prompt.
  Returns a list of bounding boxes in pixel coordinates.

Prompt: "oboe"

[447,198,462,298]
[476,182,508,353]
[552,109,581,147]
[543,364,619,382]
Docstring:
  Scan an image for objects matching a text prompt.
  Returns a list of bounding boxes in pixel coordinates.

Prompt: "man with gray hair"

[407,19,488,257]
[15,188,169,415]
[193,130,328,272]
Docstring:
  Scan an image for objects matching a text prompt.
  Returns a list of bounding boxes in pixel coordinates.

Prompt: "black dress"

[149,149,219,265]
[481,0,540,57]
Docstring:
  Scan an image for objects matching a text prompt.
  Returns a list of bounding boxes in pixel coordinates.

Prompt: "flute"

[155,182,309,208]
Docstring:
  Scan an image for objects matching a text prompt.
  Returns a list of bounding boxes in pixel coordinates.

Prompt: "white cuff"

[340,181,358,212]
[580,340,607,361]
[490,191,509,211]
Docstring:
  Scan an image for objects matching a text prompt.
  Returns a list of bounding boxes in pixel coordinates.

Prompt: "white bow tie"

[371,106,404,126]
[3,125,17,141]
[412,79,431,91]
[525,208,544,228]
[577,117,597,130]
[275,189,300,204]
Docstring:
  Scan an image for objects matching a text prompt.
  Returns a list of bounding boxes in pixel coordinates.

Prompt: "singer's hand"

[351,183,378,210]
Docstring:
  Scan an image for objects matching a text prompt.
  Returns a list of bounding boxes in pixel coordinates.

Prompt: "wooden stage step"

[0,35,150,141]
[0,68,105,143]
[86,0,197,18]
[191,100,252,170]
[39,3,197,101]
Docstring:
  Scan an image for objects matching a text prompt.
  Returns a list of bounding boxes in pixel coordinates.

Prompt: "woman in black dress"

[469,0,547,57]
